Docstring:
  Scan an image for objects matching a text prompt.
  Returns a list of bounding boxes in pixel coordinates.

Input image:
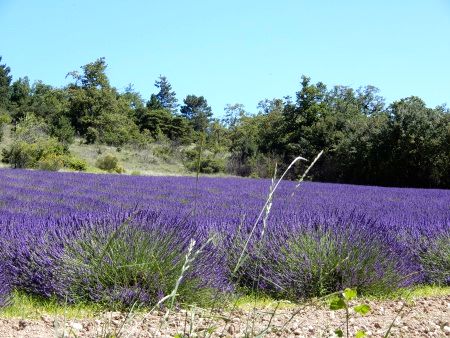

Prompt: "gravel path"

[0,296,449,337]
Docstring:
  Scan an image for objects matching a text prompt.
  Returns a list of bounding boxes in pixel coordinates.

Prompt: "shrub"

[419,234,450,285]
[228,218,417,300]
[0,262,11,308]
[184,148,225,174]
[1,138,65,168]
[0,111,11,142]
[37,154,65,171]
[115,166,125,174]
[85,127,99,144]
[63,156,88,171]
[49,115,75,145]
[57,213,230,308]
[153,143,174,161]
[96,154,122,173]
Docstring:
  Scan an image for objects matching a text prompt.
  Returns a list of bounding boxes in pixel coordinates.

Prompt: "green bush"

[96,154,124,173]
[152,143,173,161]
[85,127,99,144]
[0,112,11,142]
[2,138,65,169]
[63,156,88,171]
[198,157,225,174]
[183,148,225,174]
[37,154,65,171]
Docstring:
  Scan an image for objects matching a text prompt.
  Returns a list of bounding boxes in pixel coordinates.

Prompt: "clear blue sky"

[1,0,449,115]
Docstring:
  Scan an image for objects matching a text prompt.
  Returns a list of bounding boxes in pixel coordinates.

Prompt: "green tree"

[283,76,327,157]
[168,116,193,144]
[356,85,385,116]
[152,75,179,114]
[180,95,212,132]
[223,103,246,129]
[68,57,109,89]
[0,56,12,109]
[10,77,31,121]
[137,108,173,139]
[256,98,285,154]
[227,113,260,176]
[146,94,164,110]
[66,58,140,145]
[122,84,145,120]
[386,96,447,187]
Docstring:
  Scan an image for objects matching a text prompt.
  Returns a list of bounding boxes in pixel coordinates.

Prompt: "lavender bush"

[0,168,448,307]
[0,262,11,307]
[59,211,230,308]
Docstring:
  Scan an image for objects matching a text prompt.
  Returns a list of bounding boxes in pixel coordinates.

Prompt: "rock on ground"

[0,296,448,337]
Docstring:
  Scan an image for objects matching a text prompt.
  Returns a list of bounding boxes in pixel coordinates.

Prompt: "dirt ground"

[0,295,448,337]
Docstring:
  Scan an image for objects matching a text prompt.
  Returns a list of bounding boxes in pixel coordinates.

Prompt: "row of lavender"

[0,169,449,307]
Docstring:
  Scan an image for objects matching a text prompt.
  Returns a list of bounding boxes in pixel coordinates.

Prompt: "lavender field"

[0,169,449,308]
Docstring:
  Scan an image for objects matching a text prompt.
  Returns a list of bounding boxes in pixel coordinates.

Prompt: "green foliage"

[1,57,448,188]
[37,153,65,171]
[63,155,88,171]
[183,148,225,174]
[137,108,173,138]
[96,154,124,173]
[66,58,141,146]
[180,95,212,132]
[2,138,66,169]
[226,112,260,176]
[150,75,179,114]
[0,113,82,171]
[329,297,346,310]
[0,291,99,319]
[354,303,371,315]
[49,115,75,145]
[85,126,100,144]
[329,289,371,338]
[343,288,357,301]
[0,56,12,109]
[153,142,175,161]
[9,77,31,121]
[196,157,225,174]
[93,112,142,146]
[14,113,49,142]
[0,111,11,141]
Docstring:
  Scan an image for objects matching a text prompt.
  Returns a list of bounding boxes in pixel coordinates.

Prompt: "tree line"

[0,56,449,188]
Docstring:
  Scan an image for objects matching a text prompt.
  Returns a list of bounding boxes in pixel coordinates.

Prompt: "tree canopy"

[0,55,449,188]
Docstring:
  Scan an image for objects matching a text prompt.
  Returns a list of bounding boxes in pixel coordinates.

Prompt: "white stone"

[70,322,83,331]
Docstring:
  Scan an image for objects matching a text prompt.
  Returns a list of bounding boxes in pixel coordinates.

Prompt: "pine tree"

[0,56,12,109]
[153,75,179,114]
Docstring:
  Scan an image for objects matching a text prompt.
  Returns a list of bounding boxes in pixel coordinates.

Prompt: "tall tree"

[10,77,31,121]
[180,95,212,132]
[66,58,139,145]
[0,56,12,109]
[146,94,164,110]
[386,96,445,187]
[281,75,327,164]
[67,57,109,89]
[223,103,247,129]
[151,75,179,114]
